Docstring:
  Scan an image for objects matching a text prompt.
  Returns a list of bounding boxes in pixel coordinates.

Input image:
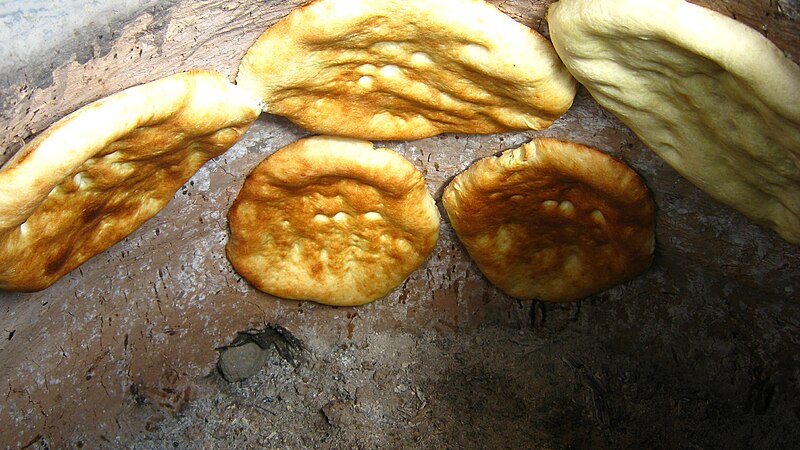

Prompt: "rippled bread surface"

[548,0,800,243]
[236,0,577,140]
[226,135,440,306]
[443,138,655,302]
[0,70,262,291]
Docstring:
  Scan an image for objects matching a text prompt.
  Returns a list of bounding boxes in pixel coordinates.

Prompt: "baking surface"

[1,0,799,447]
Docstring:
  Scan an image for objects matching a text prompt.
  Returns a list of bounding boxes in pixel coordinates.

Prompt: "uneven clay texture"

[0,0,799,448]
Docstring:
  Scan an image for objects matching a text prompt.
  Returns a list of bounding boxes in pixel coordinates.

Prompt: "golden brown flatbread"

[548,0,800,243]
[442,138,655,302]
[226,135,440,306]
[236,0,577,140]
[0,70,262,291]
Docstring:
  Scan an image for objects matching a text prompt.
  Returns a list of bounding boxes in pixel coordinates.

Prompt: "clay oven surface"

[1,1,799,447]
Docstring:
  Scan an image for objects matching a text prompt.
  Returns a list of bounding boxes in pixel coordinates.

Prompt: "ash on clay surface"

[121,317,800,449]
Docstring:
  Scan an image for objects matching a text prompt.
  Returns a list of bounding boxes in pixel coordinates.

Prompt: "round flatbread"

[226,135,440,306]
[548,0,800,243]
[236,0,577,140]
[442,138,655,302]
[0,70,263,291]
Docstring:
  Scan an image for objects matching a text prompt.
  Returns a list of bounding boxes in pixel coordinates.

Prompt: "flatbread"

[0,70,262,291]
[442,138,655,302]
[547,0,800,243]
[226,135,440,306]
[236,0,577,140]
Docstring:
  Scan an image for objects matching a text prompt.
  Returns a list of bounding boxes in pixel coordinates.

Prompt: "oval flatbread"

[236,0,577,140]
[0,70,262,291]
[548,0,800,243]
[442,138,655,302]
[226,135,440,306]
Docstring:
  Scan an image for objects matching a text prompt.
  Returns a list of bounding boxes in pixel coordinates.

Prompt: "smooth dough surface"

[226,135,440,306]
[443,138,655,302]
[0,70,262,291]
[548,0,800,243]
[237,0,577,140]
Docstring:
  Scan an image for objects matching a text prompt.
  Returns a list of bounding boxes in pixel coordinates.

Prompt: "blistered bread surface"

[0,70,262,291]
[237,0,577,140]
[443,138,655,301]
[226,135,440,306]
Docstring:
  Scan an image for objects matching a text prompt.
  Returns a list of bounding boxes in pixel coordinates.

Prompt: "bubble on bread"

[226,135,440,306]
[236,0,577,140]
[442,137,655,302]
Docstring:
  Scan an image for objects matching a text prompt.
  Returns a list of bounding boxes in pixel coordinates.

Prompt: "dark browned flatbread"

[443,137,655,301]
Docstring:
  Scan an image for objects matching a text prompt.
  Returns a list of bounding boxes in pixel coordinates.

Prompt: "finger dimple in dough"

[443,137,655,302]
[236,0,577,140]
[0,70,262,292]
[226,135,440,307]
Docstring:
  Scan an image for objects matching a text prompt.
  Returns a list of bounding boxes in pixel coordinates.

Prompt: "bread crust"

[548,0,800,243]
[443,138,655,301]
[226,135,440,306]
[237,0,577,140]
[0,70,262,291]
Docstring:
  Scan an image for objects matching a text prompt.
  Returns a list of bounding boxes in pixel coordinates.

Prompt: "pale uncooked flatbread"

[236,0,577,140]
[0,70,262,291]
[443,138,655,302]
[226,135,440,306]
[548,0,800,243]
